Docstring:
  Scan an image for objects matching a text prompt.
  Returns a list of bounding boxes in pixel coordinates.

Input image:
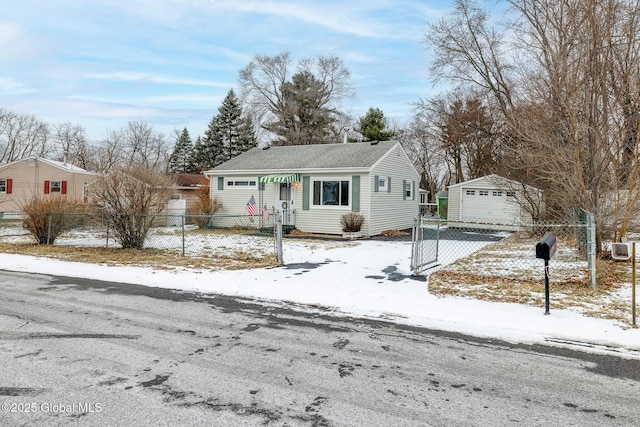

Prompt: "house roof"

[448,174,540,191]
[0,156,96,175]
[168,173,208,187]
[205,140,401,173]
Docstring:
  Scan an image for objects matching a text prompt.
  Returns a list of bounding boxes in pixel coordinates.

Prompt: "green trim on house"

[352,175,360,212]
[302,176,310,210]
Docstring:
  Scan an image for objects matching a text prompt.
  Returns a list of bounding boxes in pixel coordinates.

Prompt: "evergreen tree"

[202,114,225,168]
[357,107,395,141]
[169,128,194,173]
[189,136,207,173]
[201,89,257,168]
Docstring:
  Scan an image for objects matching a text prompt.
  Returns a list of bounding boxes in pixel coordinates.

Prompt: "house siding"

[0,158,95,213]
[208,174,277,226]
[175,189,205,213]
[447,175,541,228]
[368,145,420,235]
[295,172,370,235]
[448,185,462,220]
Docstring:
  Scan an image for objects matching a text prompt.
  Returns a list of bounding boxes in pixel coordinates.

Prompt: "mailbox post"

[536,234,557,315]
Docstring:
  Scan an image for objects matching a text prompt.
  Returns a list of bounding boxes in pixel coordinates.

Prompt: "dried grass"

[428,234,635,326]
[0,242,279,271]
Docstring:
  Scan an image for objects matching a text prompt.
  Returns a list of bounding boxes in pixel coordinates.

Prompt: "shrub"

[21,197,87,244]
[91,167,176,249]
[341,212,365,232]
[189,185,223,228]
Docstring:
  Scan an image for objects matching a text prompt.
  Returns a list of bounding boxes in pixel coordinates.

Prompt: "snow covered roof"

[0,156,96,175]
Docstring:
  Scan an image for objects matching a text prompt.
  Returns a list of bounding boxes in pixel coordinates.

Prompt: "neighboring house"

[0,157,97,214]
[204,140,421,236]
[167,173,209,213]
[447,174,542,230]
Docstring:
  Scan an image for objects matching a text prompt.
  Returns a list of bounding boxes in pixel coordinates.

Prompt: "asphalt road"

[0,270,639,426]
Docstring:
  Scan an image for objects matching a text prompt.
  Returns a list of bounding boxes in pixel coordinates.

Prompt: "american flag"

[262,204,269,220]
[246,195,257,216]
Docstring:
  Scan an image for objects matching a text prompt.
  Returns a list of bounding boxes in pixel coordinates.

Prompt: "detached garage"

[447,174,541,230]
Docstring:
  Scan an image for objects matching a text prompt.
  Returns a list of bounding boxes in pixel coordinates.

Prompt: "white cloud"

[192,0,427,40]
[0,76,32,95]
[0,21,21,45]
[145,94,223,105]
[0,21,40,61]
[84,72,232,88]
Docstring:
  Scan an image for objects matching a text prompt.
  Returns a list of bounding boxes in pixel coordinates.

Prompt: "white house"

[203,140,421,236]
[447,174,542,230]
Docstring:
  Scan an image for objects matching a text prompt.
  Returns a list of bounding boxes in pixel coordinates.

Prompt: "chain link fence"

[0,211,283,263]
[411,217,594,287]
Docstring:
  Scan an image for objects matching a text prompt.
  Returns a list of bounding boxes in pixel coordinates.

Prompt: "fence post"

[588,213,597,289]
[105,217,110,249]
[410,217,418,275]
[633,242,637,328]
[47,212,52,244]
[276,211,283,265]
[181,214,186,256]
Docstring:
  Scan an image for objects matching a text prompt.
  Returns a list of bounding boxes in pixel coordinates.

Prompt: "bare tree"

[51,122,98,170]
[90,167,176,249]
[0,108,50,163]
[91,121,171,172]
[400,103,450,202]
[122,120,171,170]
[426,0,640,249]
[238,52,353,145]
[94,129,126,173]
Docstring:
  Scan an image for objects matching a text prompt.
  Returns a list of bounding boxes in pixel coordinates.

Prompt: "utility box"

[536,234,557,261]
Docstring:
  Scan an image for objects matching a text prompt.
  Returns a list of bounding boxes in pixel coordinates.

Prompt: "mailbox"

[536,234,557,261]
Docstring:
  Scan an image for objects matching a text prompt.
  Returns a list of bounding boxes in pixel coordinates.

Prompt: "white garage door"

[461,188,520,223]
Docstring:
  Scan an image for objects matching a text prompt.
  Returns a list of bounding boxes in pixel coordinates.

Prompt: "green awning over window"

[259,173,300,183]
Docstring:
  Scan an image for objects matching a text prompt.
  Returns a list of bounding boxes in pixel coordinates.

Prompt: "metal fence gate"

[410,214,597,284]
[410,217,440,275]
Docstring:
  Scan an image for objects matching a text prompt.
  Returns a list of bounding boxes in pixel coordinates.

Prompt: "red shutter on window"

[6,179,12,194]
[61,181,67,195]
[44,180,50,194]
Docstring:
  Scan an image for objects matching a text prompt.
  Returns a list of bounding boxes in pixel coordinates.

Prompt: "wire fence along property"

[411,216,596,287]
[0,211,283,263]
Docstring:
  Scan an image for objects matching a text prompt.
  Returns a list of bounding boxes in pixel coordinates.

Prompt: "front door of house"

[278,183,294,226]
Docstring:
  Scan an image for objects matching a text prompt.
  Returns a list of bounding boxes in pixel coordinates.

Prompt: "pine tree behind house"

[201,89,257,169]
[169,127,194,173]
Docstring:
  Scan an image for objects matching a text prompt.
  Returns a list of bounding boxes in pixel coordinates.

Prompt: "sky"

[1,0,458,143]
[1,232,638,360]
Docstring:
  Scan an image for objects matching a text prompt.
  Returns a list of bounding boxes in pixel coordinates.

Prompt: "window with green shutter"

[374,175,389,193]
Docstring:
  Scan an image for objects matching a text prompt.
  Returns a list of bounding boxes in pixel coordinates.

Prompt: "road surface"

[0,270,638,426]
